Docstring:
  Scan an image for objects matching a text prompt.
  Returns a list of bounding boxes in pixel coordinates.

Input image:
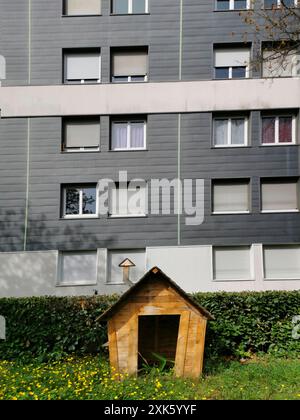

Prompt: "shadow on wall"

[0,209,114,297]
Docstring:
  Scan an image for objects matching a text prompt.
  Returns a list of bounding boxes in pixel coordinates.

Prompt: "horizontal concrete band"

[0,78,300,118]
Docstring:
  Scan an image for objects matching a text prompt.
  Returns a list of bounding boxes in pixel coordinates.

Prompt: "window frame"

[261,113,297,145]
[260,177,300,213]
[62,184,99,219]
[111,0,149,15]
[212,178,252,215]
[111,47,149,83]
[211,245,254,282]
[63,49,101,84]
[215,0,252,11]
[62,0,102,16]
[213,115,249,147]
[62,117,101,153]
[110,118,147,151]
[57,250,99,287]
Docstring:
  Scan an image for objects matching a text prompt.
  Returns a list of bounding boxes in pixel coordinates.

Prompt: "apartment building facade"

[0,0,300,297]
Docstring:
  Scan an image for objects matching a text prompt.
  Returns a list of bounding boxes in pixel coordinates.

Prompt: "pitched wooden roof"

[97,266,214,321]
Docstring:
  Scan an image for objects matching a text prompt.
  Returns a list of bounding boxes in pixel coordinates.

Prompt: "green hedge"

[0,291,299,361]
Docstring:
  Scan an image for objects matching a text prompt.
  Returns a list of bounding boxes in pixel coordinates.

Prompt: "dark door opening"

[138,315,180,370]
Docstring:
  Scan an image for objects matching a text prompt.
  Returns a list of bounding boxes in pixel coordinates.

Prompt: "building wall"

[0,0,299,296]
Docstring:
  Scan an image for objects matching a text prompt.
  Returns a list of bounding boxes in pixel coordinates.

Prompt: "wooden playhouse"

[98,267,214,378]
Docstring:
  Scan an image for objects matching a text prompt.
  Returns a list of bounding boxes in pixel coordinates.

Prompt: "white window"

[107,249,146,284]
[213,116,248,147]
[109,182,147,217]
[263,245,300,280]
[213,180,251,214]
[111,119,146,150]
[63,185,98,218]
[214,47,250,79]
[264,0,297,8]
[63,118,100,152]
[111,49,148,82]
[216,0,250,10]
[112,0,148,14]
[261,178,299,212]
[213,246,252,281]
[262,48,300,77]
[58,251,98,286]
[261,114,296,145]
[64,0,101,15]
[64,50,101,84]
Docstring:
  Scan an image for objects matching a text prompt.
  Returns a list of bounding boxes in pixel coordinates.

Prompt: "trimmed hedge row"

[0,291,299,361]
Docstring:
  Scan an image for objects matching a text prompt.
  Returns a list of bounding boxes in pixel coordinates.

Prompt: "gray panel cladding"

[0,1,299,251]
[1,0,261,87]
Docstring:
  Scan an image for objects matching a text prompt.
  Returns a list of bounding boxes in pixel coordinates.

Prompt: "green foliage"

[0,295,118,361]
[0,291,299,361]
[192,290,300,358]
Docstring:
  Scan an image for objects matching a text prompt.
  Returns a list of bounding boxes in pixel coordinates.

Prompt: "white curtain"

[112,123,128,149]
[214,119,228,145]
[231,118,245,145]
[130,122,144,148]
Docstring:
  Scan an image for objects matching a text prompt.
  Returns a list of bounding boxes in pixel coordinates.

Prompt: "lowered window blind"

[65,0,101,15]
[213,246,251,280]
[109,184,146,216]
[213,180,250,212]
[214,48,250,67]
[65,52,100,81]
[60,251,97,284]
[112,50,148,76]
[264,246,300,279]
[263,49,300,77]
[64,119,100,148]
[261,179,299,211]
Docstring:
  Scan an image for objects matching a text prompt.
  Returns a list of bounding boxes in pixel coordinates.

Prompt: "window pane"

[213,181,250,212]
[112,123,128,149]
[214,119,228,145]
[132,0,146,13]
[231,118,245,145]
[113,0,128,13]
[61,251,97,284]
[234,0,247,9]
[264,246,300,279]
[215,67,229,79]
[82,187,96,214]
[130,76,146,82]
[232,66,246,78]
[216,0,230,10]
[279,116,292,143]
[213,247,251,280]
[283,0,295,6]
[65,188,80,215]
[261,180,299,211]
[264,0,277,7]
[112,76,129,83]
[130,122,145,148]
[262,117,275,143]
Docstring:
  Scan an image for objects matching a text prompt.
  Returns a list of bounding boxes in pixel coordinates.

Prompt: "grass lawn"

[0,356,299,400]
